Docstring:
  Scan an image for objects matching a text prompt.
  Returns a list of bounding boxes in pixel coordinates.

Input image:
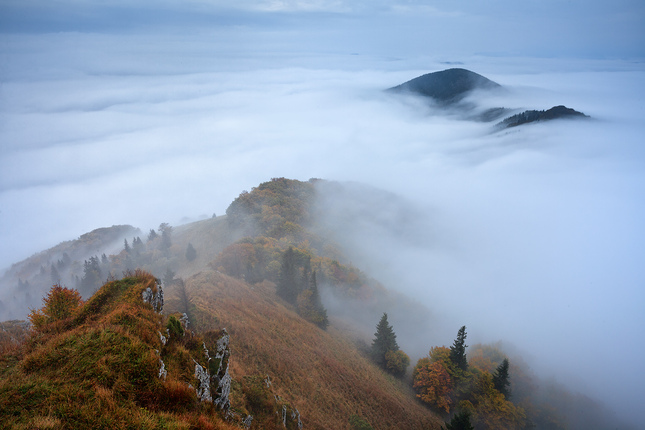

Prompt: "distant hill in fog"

[388,68,502,105]
[496,105,589,129]
[388,68,591,129]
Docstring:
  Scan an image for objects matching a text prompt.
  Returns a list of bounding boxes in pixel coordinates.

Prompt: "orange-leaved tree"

[28,284,83,331]
[412,346,454,413]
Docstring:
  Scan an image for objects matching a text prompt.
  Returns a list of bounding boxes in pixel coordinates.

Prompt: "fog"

[1,0,644,427]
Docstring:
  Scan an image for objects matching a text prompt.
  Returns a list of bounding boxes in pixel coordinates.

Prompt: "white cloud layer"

[1,1,644,426]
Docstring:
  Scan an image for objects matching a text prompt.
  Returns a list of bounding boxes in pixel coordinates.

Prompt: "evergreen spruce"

[444,410,474,430]
[277,247,299,304]
[371,313,399,368]
[50,264,60,285]
[449,325,469,372]
[163,268,176,287]
[81,256,102,293]
[308,271,329,329]
[147,229,158,242]
[159,223,172,253]
[185,243,197,262]
[493,358,511,398]
[124,238,131,254]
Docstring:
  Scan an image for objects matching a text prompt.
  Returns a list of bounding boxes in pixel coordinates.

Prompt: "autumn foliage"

[412,348,454,413]
[28,284,83,331]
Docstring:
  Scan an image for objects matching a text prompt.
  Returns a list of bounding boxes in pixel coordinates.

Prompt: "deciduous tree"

[413,356,453,412]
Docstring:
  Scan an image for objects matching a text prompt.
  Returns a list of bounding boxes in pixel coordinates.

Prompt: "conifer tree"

[449,325,469,372]
[277,247,298,304]
[185,243,197,262]
[444,410,474,430]
[50,264,60,285]
[492,358,511,398]
[148,228,158,242]
[371,312,399,368]
[124,238,131,254]
[81,256,102,293]
[297,271,329,329]
[159,223,172,252]
[163,268,176,287]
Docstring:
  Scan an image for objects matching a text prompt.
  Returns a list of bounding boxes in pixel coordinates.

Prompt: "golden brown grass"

[170,270,442,430]
[0,272,239,430]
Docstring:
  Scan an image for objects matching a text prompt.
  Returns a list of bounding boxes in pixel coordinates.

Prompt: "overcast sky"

[1,0,644,426]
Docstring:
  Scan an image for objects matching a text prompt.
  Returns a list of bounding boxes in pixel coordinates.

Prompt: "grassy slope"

[0,273,237,430]
[165,270,441,430]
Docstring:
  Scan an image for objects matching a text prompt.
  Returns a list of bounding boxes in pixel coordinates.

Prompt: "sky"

[1,0,644,426]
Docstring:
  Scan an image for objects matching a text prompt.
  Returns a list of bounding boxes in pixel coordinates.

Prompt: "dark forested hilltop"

[388,69,590,129]
[388,68,502,105]
[496,105,589,129]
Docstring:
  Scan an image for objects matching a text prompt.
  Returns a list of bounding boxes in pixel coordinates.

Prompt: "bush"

[28,284,83,331]
[385,349,410,377]
[349,414,374,430]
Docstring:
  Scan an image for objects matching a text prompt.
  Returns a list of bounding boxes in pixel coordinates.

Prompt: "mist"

[1,0,644,427]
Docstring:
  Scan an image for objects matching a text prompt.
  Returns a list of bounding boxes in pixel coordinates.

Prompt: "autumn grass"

[0,272,238,430]
[168,270,442,430]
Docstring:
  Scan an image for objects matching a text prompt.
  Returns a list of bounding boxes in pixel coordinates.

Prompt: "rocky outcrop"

[209,329,232,412]
[142,281,164,312]
[194,361,212,402]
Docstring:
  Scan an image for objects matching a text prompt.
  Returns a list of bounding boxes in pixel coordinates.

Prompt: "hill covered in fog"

[0,177,631,429]
[388,68,502,105]
[388,68,589,127]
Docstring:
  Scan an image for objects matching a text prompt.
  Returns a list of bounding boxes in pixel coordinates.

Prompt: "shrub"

[385,349,410,377]
[349,414,374,430]
[28,284,83,331]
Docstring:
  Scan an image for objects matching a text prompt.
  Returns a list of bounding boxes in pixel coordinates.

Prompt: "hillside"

[387,69,590,128]
[388,68,501,105]
[165,271,440,429]
[0,177,630,429]
[495,105,589,129]
[0,271,239,429]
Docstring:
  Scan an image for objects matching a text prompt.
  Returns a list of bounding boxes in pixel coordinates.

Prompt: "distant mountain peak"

[388,68,502,104]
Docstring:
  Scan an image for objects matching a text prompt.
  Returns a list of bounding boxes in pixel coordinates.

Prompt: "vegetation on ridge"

[0,271,237,429]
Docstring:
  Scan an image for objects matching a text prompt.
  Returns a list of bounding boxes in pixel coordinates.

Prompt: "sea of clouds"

[1,1,644,425]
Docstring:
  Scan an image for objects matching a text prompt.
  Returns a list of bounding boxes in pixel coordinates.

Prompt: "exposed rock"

[282,405,288,427]
[179,312,190,331]
[242,415,253,429]
[211,329,232,411]
[142,281,164,312]
[292,408,303,429]
[158,331,167,346]
[158,358,167,380]
[194,361,212,402]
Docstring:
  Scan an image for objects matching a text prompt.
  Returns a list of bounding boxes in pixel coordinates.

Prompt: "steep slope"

[165,270,441,430]
[388,68,502,105]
